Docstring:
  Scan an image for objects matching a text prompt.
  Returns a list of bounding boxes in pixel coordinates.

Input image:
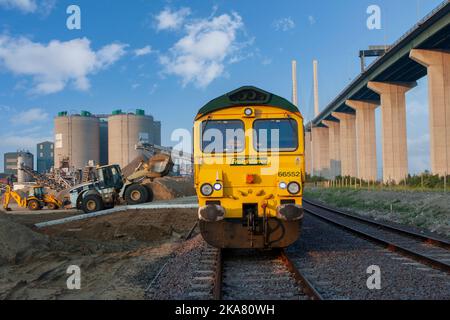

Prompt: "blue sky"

[0,0,443,175]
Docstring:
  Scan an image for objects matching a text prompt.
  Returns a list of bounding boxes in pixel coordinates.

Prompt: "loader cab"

[30,186,45,199]
[96,164,124,190]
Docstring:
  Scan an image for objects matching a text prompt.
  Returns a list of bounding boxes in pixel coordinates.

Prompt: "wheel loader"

[67,152,173,213]
[2,185,63,211]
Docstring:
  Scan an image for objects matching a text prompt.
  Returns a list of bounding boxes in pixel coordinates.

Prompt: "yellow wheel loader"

[2,185,62,212]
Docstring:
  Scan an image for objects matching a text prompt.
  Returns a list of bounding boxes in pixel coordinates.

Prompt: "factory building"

[53,109,161,170]
[37,141,54,173]
[108,109,161,168]
[3,151,34,181]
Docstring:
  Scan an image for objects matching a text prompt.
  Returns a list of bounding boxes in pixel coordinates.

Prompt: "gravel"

[222,250,308,300]
[146,235,210,300]
[286,214,450,300]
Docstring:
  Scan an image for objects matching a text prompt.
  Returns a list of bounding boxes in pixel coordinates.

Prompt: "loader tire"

[82,195,104,213]
[124,184,149,205]
[47,203,59,210]
[28,200,42,211]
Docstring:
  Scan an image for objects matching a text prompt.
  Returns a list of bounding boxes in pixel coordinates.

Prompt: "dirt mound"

[0,216,49,264]
[0,207,198,300]
[41,208,198,243]
[147,176,196,200]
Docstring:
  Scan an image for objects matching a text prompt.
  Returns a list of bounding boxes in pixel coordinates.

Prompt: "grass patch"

[304,187,450,238]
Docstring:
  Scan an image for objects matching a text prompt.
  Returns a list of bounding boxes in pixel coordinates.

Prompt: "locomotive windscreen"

[253,119,298,151]
[202,120,245,153]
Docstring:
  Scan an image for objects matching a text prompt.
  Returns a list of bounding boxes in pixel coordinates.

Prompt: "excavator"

[2,185,63,211]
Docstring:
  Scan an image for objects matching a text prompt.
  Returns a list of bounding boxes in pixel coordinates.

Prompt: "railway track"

[184,246,322,300]
[303,199,450,274]
[214,249,322,300]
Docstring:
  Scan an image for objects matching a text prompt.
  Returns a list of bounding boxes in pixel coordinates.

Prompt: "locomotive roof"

[196,86,299,118]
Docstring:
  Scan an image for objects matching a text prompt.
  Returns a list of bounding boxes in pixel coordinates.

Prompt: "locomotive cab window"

[202,120,245,153]
[253,119,298,152]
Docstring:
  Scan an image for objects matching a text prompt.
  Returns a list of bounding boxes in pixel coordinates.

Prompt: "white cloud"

[408,134,430,174]
[0,0,36,13]
[0,0,55,15]
[273,17,295,31]
[0,133,52,150]
[149,83,158,95]
[155,8,191,31]
[408,134,430,156]
[10,108,49,125]
[160,11,244,88]
[308,15,316,25]
[134,45,153,57]
[0,35,127,94]
[407,84,428,117]
[262,57,272,65]
[96,43,128,67]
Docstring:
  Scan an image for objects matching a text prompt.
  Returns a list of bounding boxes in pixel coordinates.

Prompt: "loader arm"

[2,186,27,210]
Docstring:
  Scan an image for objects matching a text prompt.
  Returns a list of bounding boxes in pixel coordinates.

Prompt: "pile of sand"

[147,176,196,201]
[0,216,49,264]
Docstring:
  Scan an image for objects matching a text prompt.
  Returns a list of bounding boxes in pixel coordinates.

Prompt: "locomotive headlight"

[287,182,301,195]
[200,183,214,196]
[214,183,222,191]
[244,108,254,117]
[279,182,287,190]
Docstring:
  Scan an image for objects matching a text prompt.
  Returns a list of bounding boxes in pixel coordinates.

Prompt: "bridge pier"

[331,112,357,177]
[410,49,450,176]
[311,126,330,178]
[367,81,416,183]
[305,130,312,175]
[346,100,379,181]
[322,120,341,178]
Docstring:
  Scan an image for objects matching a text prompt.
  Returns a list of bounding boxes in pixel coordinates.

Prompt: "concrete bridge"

[305,1,450,183]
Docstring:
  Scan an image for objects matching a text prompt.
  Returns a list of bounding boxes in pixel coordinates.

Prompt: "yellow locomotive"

[194,86,305,249]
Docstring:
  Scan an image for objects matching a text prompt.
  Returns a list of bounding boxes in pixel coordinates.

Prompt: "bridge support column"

[331,112,357,177]
[346,100,379,181]
[410,49,450,176]
[305,130,312,175]
[322,120,341,178]
[311,126,330,178]
[368,81,416,183]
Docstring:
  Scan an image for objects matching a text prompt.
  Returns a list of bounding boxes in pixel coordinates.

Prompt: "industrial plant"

[54,109,161,170]
[1,0,449,305]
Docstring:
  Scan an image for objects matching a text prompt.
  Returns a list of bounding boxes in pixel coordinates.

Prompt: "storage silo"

[17,152,34,183]
[108,109,157,168]
[54,111,100,169]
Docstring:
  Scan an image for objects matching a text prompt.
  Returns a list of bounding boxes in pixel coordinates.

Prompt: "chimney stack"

[313,60,320,116]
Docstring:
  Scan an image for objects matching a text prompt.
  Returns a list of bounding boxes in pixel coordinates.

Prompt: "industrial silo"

[108,109,158,168]
[17,151,34,183]
[54,111,100,169]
